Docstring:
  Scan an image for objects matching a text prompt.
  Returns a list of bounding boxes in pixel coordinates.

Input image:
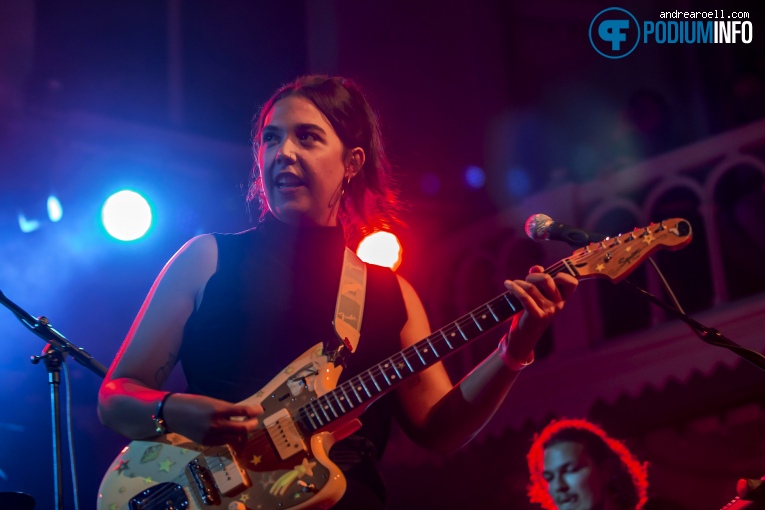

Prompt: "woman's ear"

[346,147,366,178]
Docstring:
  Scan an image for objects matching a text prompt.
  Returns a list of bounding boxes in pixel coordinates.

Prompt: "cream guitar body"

[98,343,360,510]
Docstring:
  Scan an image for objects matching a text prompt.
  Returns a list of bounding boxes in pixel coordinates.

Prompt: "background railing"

[415,118,765,431]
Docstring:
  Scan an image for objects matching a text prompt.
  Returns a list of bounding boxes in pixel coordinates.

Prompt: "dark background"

[0,1,763,509]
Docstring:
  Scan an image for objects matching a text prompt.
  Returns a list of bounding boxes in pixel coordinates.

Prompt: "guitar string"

[148,266,566,492]
[244,246,605,436]
[290,248,610,429]
[301,231,668,426]
[290,253,588,429]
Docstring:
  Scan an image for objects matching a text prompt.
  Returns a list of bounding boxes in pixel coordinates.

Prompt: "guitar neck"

[294,217,693,433]
[296,262,574,434]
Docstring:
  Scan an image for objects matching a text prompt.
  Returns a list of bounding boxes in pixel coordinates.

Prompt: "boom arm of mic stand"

[619,280,765,373]
[0,289,107,378]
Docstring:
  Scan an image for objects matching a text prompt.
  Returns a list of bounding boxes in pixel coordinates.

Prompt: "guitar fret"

[455,322,468,340]
[333,391,346,413]
[359,377,372,398]
[339,386,354,409]
[412,344,426,365]
[309,400,325,426]
[368,370,381,392]
[486,303,499,322]
[418,340,441,366]
[562,258,577,276]
[469,312,483,331]
[379,359,400,384]
[306,413,321,430]
[302,408,319,431]
[426,337,440,357]
[350,381,364,403]
[390,357,403,379]
[400,350,414,373]
[378,364,391,386]
[321,396,338,419]
[440,329,453,350]
[480,309,499,328]
[503,293,519,313]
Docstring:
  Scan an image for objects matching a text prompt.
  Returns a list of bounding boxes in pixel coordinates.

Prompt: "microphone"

[524,213,607,248]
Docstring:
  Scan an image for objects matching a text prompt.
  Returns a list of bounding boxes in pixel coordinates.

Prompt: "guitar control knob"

[228,502,249,510]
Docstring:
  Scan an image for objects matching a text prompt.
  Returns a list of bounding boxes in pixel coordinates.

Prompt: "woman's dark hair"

[527,418,649,510]
[248,75,402,243]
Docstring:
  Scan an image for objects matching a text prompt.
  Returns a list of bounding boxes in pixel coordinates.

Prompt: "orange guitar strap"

[333,247,367,354]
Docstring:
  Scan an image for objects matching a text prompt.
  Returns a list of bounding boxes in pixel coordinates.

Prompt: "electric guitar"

[98,218,693,510]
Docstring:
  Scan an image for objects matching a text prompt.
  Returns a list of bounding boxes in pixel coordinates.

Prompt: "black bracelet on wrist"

[151,392,174,435]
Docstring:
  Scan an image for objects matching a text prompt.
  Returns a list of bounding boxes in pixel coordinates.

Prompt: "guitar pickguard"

[98,343,349,510]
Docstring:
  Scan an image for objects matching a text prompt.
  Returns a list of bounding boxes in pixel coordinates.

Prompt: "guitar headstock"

[565,218,692,283]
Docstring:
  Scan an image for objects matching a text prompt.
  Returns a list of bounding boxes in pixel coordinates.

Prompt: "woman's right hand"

[162,393,264,446]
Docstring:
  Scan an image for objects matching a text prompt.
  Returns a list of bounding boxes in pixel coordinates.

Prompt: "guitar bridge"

[187,459,220,506]
[263,408,306,460]
[127,482,189,510]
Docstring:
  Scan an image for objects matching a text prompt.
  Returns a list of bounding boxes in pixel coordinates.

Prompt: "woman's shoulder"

[159,234,220,286]
[178,233,218,260]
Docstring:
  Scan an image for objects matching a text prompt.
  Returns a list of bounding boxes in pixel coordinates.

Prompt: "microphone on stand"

[524,213,608,248]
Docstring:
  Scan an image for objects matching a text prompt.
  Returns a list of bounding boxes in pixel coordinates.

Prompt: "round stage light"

[101,190,153,241]
[357,231,402,271]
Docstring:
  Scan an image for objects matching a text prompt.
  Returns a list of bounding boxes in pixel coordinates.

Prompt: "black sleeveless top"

[179,214,408,507]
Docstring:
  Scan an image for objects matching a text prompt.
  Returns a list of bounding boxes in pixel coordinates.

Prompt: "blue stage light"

[47,195,63,222]
[101,190,153,241]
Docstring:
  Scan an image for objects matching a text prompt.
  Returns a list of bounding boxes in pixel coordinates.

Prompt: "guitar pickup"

[263,409,307,460]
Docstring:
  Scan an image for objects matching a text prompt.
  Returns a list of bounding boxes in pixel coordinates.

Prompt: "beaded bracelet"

[151,392,175,435]
[497,335,535,371]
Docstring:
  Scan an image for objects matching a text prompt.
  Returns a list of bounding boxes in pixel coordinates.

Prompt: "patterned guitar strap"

[329,247,367,368]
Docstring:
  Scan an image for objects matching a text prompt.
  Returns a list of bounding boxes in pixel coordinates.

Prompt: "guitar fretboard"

[296,289,527,432]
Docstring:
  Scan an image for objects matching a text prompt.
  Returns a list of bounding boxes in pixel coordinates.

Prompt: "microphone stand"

[0,289,107,510]
[619,280,765,372]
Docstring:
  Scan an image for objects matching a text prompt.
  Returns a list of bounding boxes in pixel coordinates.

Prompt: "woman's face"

[258,95,349,227]
[542,441,612,510]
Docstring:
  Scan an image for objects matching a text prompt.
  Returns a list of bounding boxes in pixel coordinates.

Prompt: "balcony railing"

[421,118,765,433]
